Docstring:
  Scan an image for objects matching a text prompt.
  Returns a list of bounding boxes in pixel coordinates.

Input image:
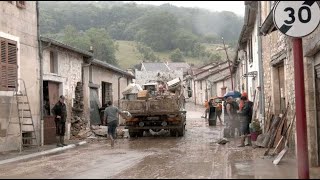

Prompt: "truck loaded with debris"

[120,78,187,137]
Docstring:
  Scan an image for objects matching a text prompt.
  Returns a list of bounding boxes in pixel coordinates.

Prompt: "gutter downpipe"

[257,1,265,128]
[118,75,124,125]
[36,1,45,146]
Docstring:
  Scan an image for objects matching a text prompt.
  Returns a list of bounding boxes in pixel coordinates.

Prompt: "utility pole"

[221,37,234,91]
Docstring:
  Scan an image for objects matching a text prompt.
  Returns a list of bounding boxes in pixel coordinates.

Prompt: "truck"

[120,78,187,137]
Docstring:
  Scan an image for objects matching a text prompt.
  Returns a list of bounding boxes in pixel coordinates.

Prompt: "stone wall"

[261,1,320,166]
[42,47,84,139]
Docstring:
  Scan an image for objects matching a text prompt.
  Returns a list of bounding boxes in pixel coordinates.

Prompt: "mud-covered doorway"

[90,87,101,125]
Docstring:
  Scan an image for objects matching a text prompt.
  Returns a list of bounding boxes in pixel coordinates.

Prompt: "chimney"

[89,46,94,53]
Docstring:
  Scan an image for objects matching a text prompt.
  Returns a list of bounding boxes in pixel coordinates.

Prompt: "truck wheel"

[129,130,137,138]
[170,129,177,137]
[177,125,185,137]
[137,130,144,137]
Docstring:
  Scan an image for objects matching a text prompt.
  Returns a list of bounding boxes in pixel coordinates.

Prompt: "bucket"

[251,132,259,141]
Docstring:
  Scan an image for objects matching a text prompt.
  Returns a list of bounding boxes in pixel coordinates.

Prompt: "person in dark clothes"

[237,94,253,147]
[224,96,239,138]
[51,95,67,147]
[104,101,126,148]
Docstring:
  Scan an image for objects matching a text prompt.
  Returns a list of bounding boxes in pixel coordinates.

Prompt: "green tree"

[136,43,160,62]
[170,48,184,62]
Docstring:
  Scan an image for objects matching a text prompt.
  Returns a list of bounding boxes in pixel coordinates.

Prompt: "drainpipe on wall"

[36,1,44,146]
[257,1,265,127]
[118,75,124,125]
[194,80,196,105]
[243,50,248,93]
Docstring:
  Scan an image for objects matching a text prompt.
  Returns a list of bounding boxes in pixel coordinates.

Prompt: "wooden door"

[44,81,59,145]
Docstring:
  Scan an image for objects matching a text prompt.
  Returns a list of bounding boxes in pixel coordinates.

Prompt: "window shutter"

[315,65,320,79]
[16,1,26,8]
[7,41,17,89]
[0,39,8,90]
[0,38,17,91]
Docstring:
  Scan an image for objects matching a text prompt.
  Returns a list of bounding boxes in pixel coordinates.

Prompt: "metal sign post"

[273,1,320,179]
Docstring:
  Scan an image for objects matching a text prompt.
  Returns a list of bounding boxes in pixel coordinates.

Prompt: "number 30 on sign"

[273,1,320,37]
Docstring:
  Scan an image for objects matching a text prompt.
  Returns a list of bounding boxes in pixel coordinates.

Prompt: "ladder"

[5,78,40,153]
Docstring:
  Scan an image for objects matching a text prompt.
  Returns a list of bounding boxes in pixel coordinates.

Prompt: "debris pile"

[71,82,87,138]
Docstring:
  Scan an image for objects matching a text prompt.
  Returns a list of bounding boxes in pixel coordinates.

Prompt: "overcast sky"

[123,1,245,16]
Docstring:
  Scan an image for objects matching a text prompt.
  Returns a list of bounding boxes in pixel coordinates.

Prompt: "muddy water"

[0,103,304,179]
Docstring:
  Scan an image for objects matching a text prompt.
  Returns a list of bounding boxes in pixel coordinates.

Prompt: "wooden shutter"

[16,1,26,8]
[0,38,17,91]
[315,65,320,79]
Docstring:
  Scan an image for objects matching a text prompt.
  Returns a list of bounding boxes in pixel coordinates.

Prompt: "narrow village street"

[1,102,316,179]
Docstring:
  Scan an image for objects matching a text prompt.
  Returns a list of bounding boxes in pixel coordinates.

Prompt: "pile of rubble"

[71,82,87,138]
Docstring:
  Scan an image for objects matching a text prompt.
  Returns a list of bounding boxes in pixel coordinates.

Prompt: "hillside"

[39,1,242,68]
[116,41,235,69]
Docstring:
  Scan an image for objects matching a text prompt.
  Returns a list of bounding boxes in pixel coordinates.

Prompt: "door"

[90,88,101,125]
[315,65,320,165]
[44,81,60,145]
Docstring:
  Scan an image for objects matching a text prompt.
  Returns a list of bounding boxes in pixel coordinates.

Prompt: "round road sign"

[273,1,320,37]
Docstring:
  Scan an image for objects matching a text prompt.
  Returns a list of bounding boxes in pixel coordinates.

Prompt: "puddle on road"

[229,160,255,179]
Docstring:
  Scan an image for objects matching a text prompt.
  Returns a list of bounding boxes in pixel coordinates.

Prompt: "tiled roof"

[91,59,134,78]
[142,62,170,71]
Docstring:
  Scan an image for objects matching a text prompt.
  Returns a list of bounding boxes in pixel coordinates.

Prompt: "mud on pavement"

[0,102,305,179]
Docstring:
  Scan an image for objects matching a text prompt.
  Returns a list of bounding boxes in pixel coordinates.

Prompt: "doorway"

[43,81,60,145]
[90,87,101,125]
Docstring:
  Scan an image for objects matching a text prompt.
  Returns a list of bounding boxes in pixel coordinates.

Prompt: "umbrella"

[224,91,241,99]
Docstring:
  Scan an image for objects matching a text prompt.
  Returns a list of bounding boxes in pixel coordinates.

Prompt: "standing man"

[104,101,125,147]
[237,93,253,147]
[51,95,67,147]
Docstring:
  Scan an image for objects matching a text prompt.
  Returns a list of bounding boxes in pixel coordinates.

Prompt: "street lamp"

[221,37,234,91]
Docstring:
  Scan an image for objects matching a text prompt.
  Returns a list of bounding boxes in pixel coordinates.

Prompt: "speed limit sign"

[273,1,320,37]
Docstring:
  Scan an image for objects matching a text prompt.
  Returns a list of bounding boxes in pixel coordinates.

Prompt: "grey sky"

[123,1,245,16]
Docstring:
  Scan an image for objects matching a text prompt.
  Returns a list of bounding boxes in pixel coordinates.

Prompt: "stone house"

[88,59,134,126]
[136,62,184,86]
[0,1,41,151]
[258,1,320,167]
[40,36,93,143]
[192,61,232,105]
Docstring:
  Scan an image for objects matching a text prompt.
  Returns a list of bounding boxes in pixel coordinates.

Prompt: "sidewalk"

[0,139,86,165]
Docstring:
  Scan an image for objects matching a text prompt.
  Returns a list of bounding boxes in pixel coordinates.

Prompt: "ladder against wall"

[5,78,40,152]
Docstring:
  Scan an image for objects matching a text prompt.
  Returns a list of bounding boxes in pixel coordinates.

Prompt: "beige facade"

[0,1,40,151]
[89,60,134,125]
[192,61,232,105]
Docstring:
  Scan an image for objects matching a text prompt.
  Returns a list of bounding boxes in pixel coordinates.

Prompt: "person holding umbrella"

[223,91,240,138]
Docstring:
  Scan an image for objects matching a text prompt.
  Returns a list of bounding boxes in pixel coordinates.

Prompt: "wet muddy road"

[0,103,307,179]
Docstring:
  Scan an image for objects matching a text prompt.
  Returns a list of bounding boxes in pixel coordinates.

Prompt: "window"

[248,38,253,64]
[102,82,112,106]
[200,81,202,90]
[0,37,18,91]
[49,51,58,74]
[16,1,26,8]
